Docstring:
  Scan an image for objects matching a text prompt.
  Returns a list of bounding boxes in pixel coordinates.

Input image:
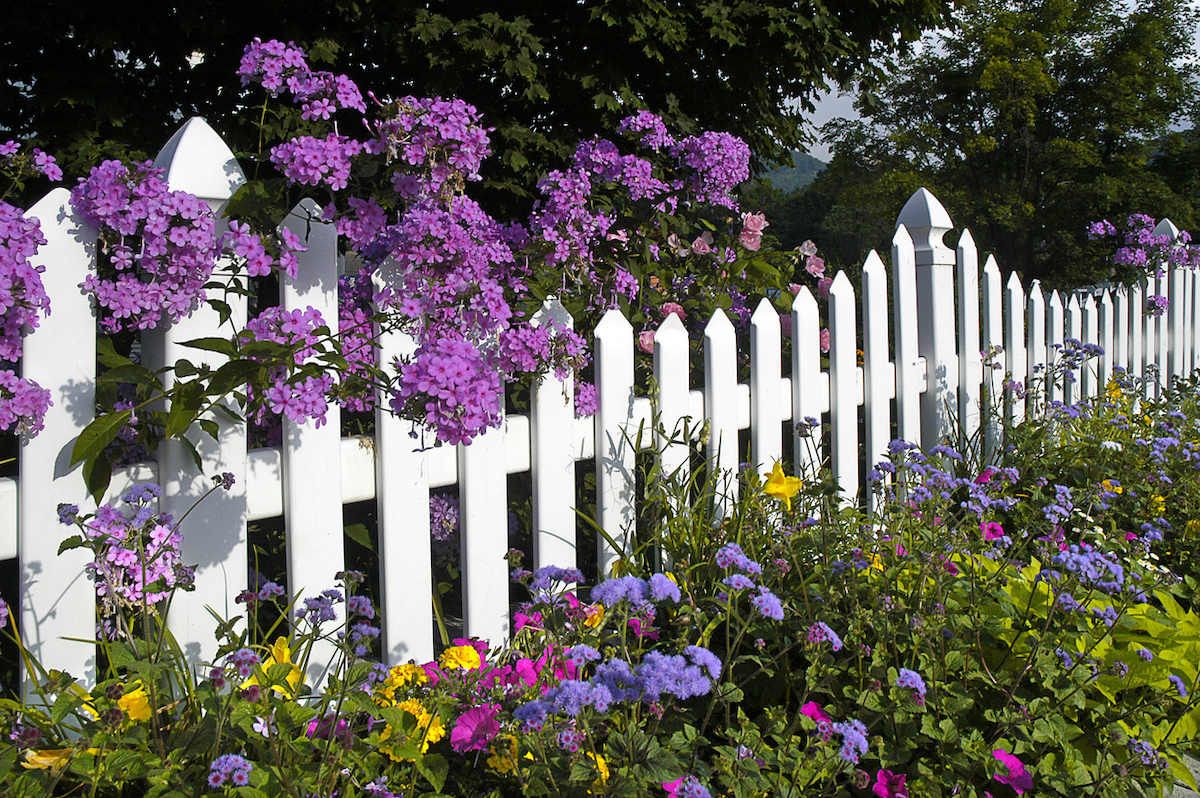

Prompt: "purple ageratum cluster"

[69,484,194,617]
[807,621,844,652]
[715,542,785,621]
[522,644,723,721]
[590,573,680,607]
[208,753,253,789]
[895,668,927,697]
[875,441,1019,517]
[831,718,870,763]
[243,305,335,427]
[297,588,343,625]
[71,160,219,332]
[1050,543,1128,595]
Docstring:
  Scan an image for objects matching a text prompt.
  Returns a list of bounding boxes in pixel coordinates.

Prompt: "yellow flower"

[763,462,802,511]
[23,747,99,774]
[487,736,520,774]
[380,698,446,761]
[117,683,152,722]
[588,751,610,783]
[375,663,429,705]
[439,644,482,671]
[1151,495,1165,514]
[583,603,605,628]
[1186,520,1200,537]
[1101,479,1123,495]
[243,636,302,697]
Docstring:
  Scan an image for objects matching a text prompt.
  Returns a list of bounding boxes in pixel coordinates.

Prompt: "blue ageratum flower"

[896,668,927,697]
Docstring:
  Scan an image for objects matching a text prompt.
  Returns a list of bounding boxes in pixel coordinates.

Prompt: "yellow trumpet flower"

[763,462,802,511]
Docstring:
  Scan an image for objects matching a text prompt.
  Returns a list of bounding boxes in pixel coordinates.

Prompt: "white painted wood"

[1192,267,1200,373]
[21,188,99,693]
[279,199,344,685]
[791,288,823,476]
[531,300,577,572]
[892,225,922,444]
[458,417,509,647]
[1004,271,1027,424]
[703,309,739,516]
[1129,282,1144,392]
[373,325,433,664]
[861,251,891,506]
[1098,291,1114,388]
[900,190,958,448]
[956,230,982,445]
[594,309,635,577]
[981,255,1004,459]
[828,272,858,504]
[654,313,691,490]
[1064,294,1082,405]
[1081,295,1099,398]
[1114,287,1130,374]
[146,118,249,671]
[1026,281,1046,405]
[750,298,782,476]
[0,478,15,561]
[1046,291,1065,407]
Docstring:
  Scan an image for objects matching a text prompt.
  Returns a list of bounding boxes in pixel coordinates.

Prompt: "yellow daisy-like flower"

[763,462,802,511]
[375,663,429,705]
[117,683,152,722]
[1151,495,1165,514]
[588,751,610,783]
[1101,479,1123,495]
[487,736,521,775]
[243,636,303,697]
[381,698,446,760]
[439,644,482,671]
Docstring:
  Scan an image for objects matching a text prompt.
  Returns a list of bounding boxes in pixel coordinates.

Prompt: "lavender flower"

[896,668,927,697]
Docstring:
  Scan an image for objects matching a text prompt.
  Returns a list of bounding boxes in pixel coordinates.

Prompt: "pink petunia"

[873,769,908,798]
[801,701,831,723]
[450,704,501,752]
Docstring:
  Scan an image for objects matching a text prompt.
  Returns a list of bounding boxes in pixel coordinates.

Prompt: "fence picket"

[791,288,823,477]
[1065,294,1082,405]
[704,310,739,516]
[1099,291,1115,388]
[1026,281,1046,403]
[1046,291,1065,405]
[531,300,578,571]
[459,418,509,646]
[20,189,100,693]
[594,309,636,576]
[861,251,891,510]
[654,313,692,490]
[1004,272,1026,423]
[957,230,981,444]
[1082,295,1099,398]
[828,272,859,503]
[981,255,1003,458]
[750,298,783,475]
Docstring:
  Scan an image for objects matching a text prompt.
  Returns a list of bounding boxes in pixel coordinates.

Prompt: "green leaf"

[180,337,237,356]
[344,523,375,552]
[417,753,449,792]
[207,360,264,398]
[164,381,206,438]
[70,410,131,467]
[82,451,114,505]
[97,363,162,391]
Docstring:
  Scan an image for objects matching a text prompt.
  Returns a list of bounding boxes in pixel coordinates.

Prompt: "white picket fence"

[3,117,1197,692]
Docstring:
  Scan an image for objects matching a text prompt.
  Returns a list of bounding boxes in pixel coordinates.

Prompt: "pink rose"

[805,255,826,277]
[739,230,762,250]
[818,276,833,299]
[740,211,769,232]
[819,328,831,353]
[691,232,713,255]
[638,330,656,354]
[661,302,686,320]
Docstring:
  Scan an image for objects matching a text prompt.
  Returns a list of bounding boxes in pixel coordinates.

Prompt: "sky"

[797,90,859,162]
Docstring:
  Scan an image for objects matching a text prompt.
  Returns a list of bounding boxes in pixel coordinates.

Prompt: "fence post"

[897,188,957,449]
[21,189,100,693]
[145,117,249,670]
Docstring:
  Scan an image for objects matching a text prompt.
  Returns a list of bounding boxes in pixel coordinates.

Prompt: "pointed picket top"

[1029,279,1043,304]
[656,309,689,347]
[595,305,634,339]
[896,188,955,266]
[704,305,735,339]
[1155,218,1182,238]
[984,254,1000,281]
[750,295,781,328]
[1006,269,1023,293]
[153,117,247,214]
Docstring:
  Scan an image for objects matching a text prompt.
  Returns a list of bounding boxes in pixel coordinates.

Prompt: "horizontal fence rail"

[3,118,1198,691]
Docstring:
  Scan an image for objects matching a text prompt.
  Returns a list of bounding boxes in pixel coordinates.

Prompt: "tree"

[807,0,1199,288]
[1,0,949,207]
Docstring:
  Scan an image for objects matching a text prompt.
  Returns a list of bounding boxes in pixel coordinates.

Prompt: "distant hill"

[764,151,827,194]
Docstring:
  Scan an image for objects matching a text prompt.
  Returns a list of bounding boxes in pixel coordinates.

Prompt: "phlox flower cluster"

[374,96,492,195]
[1089,213,1200,276]
[574,381,598,417]
[334,270,378,412]
[70,160,219,332]
[0,200,51,361]
[0,368,51,437]
[671,131,751,209]
[1,140,62,182]
[238,38,366,118]
[208,753,253,789]
[61,483,194,625]
[220,219,307,280]
[243,305,334,427]
[270,134,366,192]
[429,492,461,561]
[391,335,503,445]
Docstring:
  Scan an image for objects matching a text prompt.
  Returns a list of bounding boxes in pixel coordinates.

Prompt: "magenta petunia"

[873,769,908,798]
[992,749,1033,794]
[449,704,501,752]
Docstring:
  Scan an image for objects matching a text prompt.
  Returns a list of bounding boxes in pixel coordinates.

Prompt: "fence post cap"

[896,188,955,267]
[153,116,246,214]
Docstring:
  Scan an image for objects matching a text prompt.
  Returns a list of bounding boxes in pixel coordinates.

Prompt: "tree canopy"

[1,0,949,207]
[791,0,1199,288]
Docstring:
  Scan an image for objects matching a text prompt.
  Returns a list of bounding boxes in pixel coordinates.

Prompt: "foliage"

[794,0,1200,288]
[0,0,951,209]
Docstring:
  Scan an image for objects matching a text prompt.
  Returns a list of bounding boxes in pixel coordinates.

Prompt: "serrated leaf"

[344,523,375,552]
[165,382,206,438]
[71,410,131,466]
